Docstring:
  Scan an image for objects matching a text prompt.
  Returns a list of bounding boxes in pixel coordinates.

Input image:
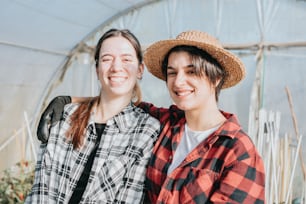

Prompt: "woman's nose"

[111,58,123,71]
[174,71,186,86]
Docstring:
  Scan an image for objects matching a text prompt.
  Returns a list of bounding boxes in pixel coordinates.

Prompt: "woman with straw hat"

[36,30,265,203]
[142,30,265,203]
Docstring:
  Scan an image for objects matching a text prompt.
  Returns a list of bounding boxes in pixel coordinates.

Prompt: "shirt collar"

[213,110,242,139]
[105,102,139,132]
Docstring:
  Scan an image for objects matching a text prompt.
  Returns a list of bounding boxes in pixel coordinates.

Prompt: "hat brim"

[144,39,245,89]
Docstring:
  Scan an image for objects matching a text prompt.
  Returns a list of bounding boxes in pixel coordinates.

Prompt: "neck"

[94,94,131,123]
[185,105,226,131]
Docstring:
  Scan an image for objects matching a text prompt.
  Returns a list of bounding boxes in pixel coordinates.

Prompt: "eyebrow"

[100,54,112,58]
[100,53,133,58]
[167,64,194,69]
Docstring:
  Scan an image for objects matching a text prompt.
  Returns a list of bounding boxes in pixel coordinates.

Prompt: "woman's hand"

[37,96,71,143]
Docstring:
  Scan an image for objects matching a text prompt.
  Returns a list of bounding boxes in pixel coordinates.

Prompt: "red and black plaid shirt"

[140,102,265,204]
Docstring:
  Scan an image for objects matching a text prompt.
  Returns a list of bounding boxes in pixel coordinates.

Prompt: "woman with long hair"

[26,28,160,203]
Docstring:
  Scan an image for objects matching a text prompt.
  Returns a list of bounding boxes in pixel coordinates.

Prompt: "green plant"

[0,161,35,204]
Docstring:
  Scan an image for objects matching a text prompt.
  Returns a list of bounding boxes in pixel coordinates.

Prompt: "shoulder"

[62,103,80,118]
[216,129,262,167]
[122,105,161,141]
[235,129,257,151]
[217,111,261,160]
[132,104,160,126]
[64,102,79,111]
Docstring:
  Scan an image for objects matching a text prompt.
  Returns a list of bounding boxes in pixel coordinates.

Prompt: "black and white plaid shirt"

[26,102,160,204]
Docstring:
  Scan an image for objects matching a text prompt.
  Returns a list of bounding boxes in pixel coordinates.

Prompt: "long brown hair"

[66,28,143,149]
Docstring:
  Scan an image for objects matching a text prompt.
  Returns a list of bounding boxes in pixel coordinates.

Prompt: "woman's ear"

[137,63,144,79]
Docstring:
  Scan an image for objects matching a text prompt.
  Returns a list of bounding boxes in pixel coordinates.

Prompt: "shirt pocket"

[179,168,219,203]
[88,155,132,201]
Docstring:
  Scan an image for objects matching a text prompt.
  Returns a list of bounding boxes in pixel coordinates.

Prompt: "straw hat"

[143,30,245,89]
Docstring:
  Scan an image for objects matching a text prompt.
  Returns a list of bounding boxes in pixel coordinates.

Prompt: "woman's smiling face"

[166,51,217,112]
[96,36,143,99]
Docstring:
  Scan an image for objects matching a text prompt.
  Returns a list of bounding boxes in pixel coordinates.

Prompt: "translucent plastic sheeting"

[1,0,306,172]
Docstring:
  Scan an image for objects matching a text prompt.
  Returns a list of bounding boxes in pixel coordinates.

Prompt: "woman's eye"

[101,58,112,62]
[167,72,176,76]
[186,67,196,75]
[123,58,133,62]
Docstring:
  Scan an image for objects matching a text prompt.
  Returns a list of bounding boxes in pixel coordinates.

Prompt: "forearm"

[138,101,169,121]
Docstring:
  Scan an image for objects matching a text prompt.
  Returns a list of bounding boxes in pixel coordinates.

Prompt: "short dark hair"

[161,45,227,101]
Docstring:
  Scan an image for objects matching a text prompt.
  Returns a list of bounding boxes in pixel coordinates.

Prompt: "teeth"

[176,91,191,96]
[109,76,125,82]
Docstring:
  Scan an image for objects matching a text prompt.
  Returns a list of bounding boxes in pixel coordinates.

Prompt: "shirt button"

[169,156,172,161]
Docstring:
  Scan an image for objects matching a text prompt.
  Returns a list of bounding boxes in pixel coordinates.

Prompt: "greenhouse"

[0,0,306,203]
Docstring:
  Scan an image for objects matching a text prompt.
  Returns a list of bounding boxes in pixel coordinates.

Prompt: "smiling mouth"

[175,90,193,97]
[109,76,127,83]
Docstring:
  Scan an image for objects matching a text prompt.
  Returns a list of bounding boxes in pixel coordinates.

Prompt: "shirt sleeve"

[24,143,48,203]
[209,147,265,203]
[137,102,169,121]
[25,107,71,203]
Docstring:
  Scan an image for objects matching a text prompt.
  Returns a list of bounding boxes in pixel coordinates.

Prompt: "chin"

[174,103,190,111]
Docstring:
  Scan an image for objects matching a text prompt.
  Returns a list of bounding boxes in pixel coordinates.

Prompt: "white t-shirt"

[167,123,220,174]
